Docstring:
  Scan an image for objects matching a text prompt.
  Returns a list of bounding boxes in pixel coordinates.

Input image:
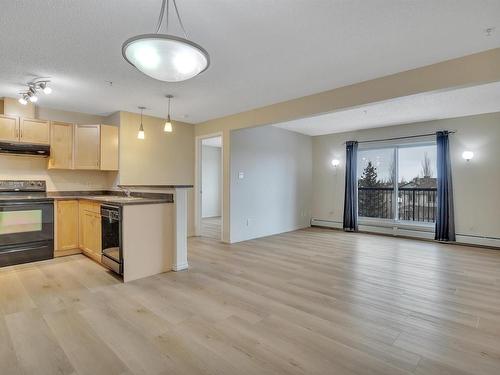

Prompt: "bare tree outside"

[420,152,433,178]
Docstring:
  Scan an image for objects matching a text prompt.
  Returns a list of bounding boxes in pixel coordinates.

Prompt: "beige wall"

[36,107,106,124]
[118,111,194,185]
[312,112,500,243]
[2,97,36,118]
[0,155,116,191]
[193,48,500,243]
[117,111,196,235]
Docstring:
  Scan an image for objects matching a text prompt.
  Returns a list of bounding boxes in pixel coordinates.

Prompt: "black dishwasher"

[101,205,123,275]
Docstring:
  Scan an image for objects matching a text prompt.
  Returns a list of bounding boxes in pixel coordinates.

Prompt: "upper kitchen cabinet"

[50,123,119,171]
[100,125,119,171]
[0,114,19,142]
[49,121,73,169]
[20,118,50,144]
[74,124,100,169]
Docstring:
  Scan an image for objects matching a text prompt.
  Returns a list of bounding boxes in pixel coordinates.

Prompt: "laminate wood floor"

[1,227,500,375]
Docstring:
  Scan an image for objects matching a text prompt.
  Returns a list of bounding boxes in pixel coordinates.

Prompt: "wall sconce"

[331,159,340,167]
[462,151,474,162]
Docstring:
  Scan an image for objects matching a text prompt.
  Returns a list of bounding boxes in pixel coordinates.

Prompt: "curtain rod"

[345,130,456,145]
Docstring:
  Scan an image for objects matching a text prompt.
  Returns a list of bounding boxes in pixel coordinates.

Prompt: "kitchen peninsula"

[0,179,192,282]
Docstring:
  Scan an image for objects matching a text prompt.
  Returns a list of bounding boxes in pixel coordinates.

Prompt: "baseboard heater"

[310,218,500,249]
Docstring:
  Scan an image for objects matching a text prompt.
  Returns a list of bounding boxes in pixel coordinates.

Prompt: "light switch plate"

[238,171,244,179]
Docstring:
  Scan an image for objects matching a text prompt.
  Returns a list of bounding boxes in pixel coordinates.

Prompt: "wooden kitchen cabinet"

[74,124,100,169]
[100,125,119,171]
[79,200,102,262]
[20,118,50,145]
[0,114,19,142]
[54,200,80,257]
[49,121,73,169]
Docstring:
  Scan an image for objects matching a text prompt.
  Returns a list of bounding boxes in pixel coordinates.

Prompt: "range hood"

[0,142,50,157]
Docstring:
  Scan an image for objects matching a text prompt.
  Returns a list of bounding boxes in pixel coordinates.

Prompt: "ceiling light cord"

[172,0,188,39]
[155,0,167,33]
[155,0,188,39]
[168,96,171,120]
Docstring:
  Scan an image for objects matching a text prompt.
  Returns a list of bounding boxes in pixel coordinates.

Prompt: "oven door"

[0,201,54,247]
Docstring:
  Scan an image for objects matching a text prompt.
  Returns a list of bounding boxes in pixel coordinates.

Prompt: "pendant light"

[122,0,210,82]
[164,95,173,132]
[137,106,146,140]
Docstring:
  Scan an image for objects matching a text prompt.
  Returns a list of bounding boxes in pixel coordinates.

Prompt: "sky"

[358,145,437,183]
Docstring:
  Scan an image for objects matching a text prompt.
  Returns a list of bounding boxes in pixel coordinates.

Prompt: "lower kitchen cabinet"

[79,201,102,262]
[54,200,80,257]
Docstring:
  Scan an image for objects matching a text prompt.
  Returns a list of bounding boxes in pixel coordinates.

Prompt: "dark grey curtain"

[435,131,455,241]
[343,141,358,231]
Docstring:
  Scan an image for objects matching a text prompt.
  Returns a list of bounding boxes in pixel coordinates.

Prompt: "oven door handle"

[0,201,53,208]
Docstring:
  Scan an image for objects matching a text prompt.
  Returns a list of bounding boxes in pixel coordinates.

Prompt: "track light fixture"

[18,79,52,105]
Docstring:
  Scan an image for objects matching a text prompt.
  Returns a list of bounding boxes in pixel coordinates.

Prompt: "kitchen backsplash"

[0,154,117,191]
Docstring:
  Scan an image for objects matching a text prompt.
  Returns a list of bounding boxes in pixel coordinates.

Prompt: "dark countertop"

[117,184,193,188]
[0,191,174,206]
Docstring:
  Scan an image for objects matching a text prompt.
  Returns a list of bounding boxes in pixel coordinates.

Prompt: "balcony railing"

[358,187,437,222]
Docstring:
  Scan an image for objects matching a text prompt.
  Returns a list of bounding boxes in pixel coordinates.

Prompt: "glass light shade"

[137,129,145,140]
[43,86,52,94]
[462,151,474,161]
[29,95,38,103]
[122,34,209,82]
[164,120,173,132]
[331,159,340,167]
[18,97,28,105]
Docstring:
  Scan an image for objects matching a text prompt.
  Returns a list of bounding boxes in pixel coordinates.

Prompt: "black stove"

[0,180,54,267]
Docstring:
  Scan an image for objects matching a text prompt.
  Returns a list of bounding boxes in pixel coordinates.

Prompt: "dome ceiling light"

[122,0,210,82]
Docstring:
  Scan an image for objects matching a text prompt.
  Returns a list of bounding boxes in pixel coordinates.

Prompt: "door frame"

[194,132,224,240]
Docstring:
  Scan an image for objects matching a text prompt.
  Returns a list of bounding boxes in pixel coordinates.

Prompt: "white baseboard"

[310,219,343,229]
[456,234,500,248]
[172,262,189,271]
[311,218,500,249]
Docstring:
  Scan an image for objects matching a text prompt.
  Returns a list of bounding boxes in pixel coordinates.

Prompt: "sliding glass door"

[357,143,437,223]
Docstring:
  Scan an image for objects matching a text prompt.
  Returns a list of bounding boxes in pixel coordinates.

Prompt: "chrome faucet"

[119,186,132,197]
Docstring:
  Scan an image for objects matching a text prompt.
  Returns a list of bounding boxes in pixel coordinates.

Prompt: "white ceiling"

[273,81,500,136]
[0,1,499,123]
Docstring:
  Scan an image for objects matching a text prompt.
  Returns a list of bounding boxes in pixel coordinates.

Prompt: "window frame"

[357,140,436,227]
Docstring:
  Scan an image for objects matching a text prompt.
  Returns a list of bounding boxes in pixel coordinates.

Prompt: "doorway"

[195,134,223,240]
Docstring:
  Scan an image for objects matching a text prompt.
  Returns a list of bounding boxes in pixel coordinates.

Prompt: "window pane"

[357,148,394,219]
[398,145,437,222]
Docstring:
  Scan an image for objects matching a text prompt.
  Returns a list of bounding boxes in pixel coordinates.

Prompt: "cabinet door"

[90,212,102,257]
[100,125,119,171]
[20,118,50,144]
[74,125,100,169]
[0,114,19,142]
[49,122,73,169]
[55,200,79,255]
